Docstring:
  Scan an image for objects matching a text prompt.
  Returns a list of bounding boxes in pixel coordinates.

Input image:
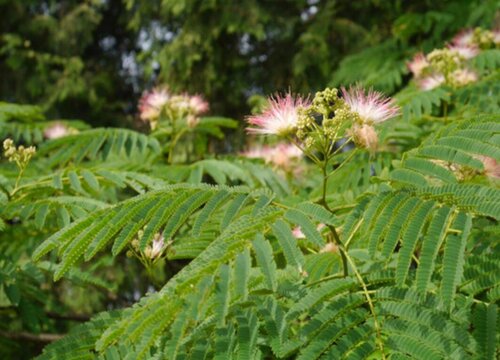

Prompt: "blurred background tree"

[1,0,498,125]
[0,0,136,126]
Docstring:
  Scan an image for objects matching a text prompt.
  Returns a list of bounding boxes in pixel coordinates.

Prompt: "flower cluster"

[3,138,36,169]
[129,230,168,262]
[452,27,500,49]
[292,223,325,239]
[245,87,399,154]
[44,122,78,139]
[432,156,500,181]
[242,143,303,173]
[139,87,170,125]
[408,26,499,90]
[292,224,338,254]
[341,86,399,125]
[146,233,166,260]
[138,87,209,130]
[410,47,477,89]
[341,86,399,152]
[478,156,500,179]
[246,93,310,136]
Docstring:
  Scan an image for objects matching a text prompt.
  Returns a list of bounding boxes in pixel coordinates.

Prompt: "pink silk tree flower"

[452,28,475,46]
[269,143,303,168]
[476,156,500,179]
[320,242,338,254]
[292,223,325,239]
[170,94,209,114]
[138,87,171,122]
[150,233,165,259]
[44,122,69,139]
[341,86,400,124]
[242,143,302,171]
[246,93,310,136]
[447,44,480,60]
[417,73,445,91]
[494,29,500,45]
[189,95,209,115]
[241,146,275,163]
[452,69,478,86]
[407,53,429,78]
[292,226,306,239]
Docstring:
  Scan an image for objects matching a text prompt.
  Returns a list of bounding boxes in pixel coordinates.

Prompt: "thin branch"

[0,330,65,343]
[46,311,91,322]
[343,251,386,359]
[325,148,357,180]
[326,224,348,277]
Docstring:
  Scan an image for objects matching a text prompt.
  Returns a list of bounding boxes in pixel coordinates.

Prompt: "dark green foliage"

[1,1,499,359]
[3,0,495,121]
[24,114,498,359]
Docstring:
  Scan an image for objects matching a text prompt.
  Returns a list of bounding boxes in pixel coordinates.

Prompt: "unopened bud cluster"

[426,49,462,76]
[310,89,354,143]
[468,27,498,49]
[3,139,36,168]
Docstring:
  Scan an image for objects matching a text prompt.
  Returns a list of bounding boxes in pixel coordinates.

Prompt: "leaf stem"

[343,251,386,359]
[168,128,188,164]
[325,148,357,180]
[326,224,348,277]
[10,165,26,197]
[319,155,349,277]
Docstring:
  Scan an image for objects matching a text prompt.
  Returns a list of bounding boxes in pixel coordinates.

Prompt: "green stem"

[343,251,386,359]
[319,158,349,277]
[325,148,357,180]
[326,224,348,277]
[289,137,322,165]
[321,161,329,209]
[167,128,188,164]
[11,165,26,197]
[344,218,363,249]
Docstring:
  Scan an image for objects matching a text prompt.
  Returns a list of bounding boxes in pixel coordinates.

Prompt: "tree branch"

[46,311,91,322]
[0,330,65,343]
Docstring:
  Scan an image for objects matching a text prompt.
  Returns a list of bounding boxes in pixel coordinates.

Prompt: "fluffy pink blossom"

[241,146,272,161]
[407,53,429,77]
[186,115,199,128]
[320,242,338,254]
[292,223,325,239]
[493,29,500,45]
[269,144,303,168]
[477,156,500,179]
[292,226,306,239]
[44,123,69,139]
[171,94,209,115]
[447,44,479,59]
[242,143,302,170]
[246,93,310,136]
[138,87,170,121]
[452,29,474,46]
[417,73,445,91]
[452,69,478,86]
[189,95,209,114]
[150,233,165,259]
[341,86,400,124]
